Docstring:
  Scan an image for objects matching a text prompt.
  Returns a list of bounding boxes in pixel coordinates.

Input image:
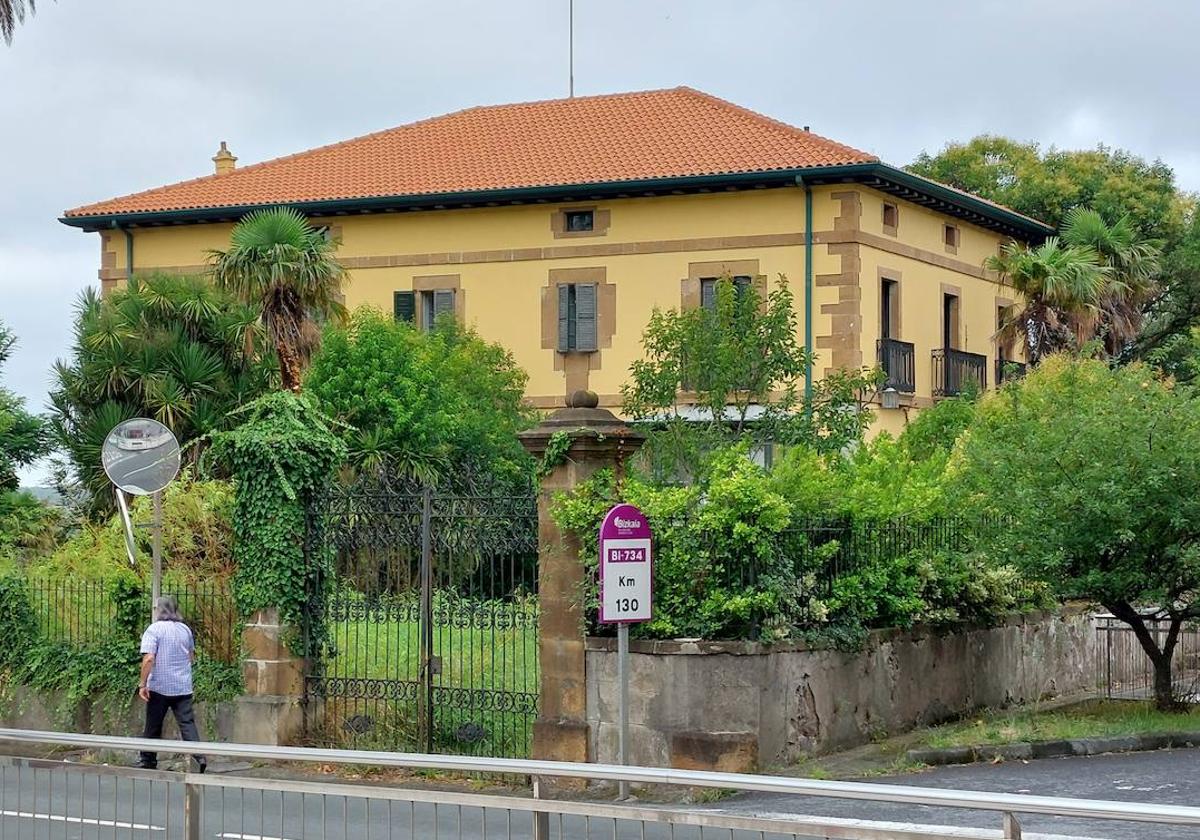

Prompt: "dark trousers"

[139,692,204,768]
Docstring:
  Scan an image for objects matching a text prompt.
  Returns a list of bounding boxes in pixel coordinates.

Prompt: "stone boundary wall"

[586,607,1097,771]
[0,684,299,747]
[0,686,238,744]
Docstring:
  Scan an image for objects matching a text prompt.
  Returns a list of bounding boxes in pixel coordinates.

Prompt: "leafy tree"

[953,356,1200,709]
[622,275,878,478]
[1142,328,1200,386]
[1138,212,1200,367]
[306,308,534,481]
[909,136,1188,241]
[985,238,1107,364]
[49,274,273,514]
[209,207,347,392]
[0,321,46,492]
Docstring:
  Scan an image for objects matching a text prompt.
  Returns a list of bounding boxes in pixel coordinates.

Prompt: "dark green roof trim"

[60,163,1053,241]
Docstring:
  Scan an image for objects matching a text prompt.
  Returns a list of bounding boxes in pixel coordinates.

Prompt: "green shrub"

[555,439,1044,643]
[828,549,1051,630]
[30,474,233,581]
[554,447,830,641]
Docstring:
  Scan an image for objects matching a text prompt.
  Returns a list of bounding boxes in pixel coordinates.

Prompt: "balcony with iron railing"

[876,338,915,393]
[995,358,1028,386]
[932,348,987,397]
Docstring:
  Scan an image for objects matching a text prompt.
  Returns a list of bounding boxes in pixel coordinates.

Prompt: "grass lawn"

[779,700,1200,780]
[328,616,538,694]
[922,699,1200,749]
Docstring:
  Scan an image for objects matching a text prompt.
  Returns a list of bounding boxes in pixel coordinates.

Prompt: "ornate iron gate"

[304,468,539,757]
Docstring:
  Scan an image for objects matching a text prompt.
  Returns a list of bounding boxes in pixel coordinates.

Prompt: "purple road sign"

[598,503,653,624]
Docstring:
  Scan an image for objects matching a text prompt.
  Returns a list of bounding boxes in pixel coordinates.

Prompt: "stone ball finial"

[566,389,599,409]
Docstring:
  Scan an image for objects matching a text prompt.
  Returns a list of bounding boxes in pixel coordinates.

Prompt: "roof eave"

[59,163,1052,241]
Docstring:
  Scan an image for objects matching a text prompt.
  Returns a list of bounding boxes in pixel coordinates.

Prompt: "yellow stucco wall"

[91,184,1018,434]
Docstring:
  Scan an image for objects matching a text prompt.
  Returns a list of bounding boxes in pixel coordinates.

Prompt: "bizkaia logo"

[614,516,642,529]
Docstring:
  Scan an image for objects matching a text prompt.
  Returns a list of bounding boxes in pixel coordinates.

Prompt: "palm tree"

[1,0,39,44]
[1061,208,1162,356]
[986,238,1108,365]
[208,207,347,392]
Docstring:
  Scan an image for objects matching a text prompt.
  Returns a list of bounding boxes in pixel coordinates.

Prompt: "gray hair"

[153,596,183,622]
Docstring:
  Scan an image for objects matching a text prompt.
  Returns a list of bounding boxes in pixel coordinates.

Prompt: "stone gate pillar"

[519,390,645,763]
[235,608,306,745]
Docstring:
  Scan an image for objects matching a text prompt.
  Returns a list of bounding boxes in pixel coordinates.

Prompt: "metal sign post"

[151,489,164,605]
[598,503,653,800]
[101,418,181,616]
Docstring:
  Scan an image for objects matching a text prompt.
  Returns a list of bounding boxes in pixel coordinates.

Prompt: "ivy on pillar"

[519,390,645,764]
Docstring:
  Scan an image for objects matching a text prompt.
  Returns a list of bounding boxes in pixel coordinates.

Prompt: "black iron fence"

[1097,615,1200,702]
[877,338,916,393]
[21,576,239,664]
[996,358,1028,385]
[789,515,999,598]
[933,347,988,397]
[305,467,540,758]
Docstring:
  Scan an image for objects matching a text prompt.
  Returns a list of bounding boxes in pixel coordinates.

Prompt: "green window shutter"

[394,291,416,324]
[733,275,752,297]
[575,283,598,351]
[557,284,571,352]
[700,278,716,310]
[433,289,456,320]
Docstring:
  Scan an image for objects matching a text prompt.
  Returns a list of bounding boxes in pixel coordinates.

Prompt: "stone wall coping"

[585,604,1094,656]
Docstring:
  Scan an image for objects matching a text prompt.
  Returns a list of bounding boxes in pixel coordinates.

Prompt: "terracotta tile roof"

[63,87,877,219]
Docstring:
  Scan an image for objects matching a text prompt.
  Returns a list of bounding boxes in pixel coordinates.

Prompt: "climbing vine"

[209,392,346,652]
[536,430,573,478]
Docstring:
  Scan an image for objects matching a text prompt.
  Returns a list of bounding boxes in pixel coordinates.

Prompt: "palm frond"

[1,0,40,45]
[170,342,225,398]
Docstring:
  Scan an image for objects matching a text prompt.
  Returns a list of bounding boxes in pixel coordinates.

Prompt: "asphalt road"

[0,748,1196,839]
[707,747,1200,839]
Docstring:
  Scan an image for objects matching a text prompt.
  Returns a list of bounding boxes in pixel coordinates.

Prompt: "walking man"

[137,596,207,773]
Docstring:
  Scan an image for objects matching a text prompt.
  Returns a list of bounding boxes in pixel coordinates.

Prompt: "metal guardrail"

[1,728,1199,838]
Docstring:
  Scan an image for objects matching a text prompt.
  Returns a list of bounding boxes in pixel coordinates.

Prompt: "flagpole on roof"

[569,0,575,97]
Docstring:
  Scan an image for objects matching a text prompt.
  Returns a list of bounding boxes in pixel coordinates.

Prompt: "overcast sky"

[1,0,1197,484]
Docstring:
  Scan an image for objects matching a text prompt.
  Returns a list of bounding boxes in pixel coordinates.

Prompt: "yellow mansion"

[61,87,1049,435]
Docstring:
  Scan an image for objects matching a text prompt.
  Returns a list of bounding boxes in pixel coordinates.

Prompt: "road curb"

[906,730,1200,767]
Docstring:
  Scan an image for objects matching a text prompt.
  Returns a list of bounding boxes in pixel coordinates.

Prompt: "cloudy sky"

[1,0,1197,483]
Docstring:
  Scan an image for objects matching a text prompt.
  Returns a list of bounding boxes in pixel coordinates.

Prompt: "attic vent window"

[565,210,594,232]
[882,202,898,233]
[944,224,959,250]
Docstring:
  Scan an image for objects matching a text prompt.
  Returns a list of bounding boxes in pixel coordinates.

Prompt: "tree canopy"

[306,307,534,482]
[909,136,1189,242]
[952,356,1200,708]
